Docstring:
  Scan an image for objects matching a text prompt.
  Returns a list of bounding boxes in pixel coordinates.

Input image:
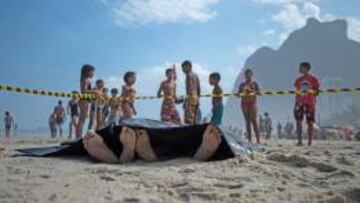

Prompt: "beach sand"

[0,138,359,203]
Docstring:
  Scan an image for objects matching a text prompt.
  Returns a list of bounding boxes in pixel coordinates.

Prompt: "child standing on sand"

[294,62,320,146]
[209,72,224,125]
[239,69,261,144]
[182,60,201,125]
[77,64,101,138]
[121,71,137,119]
[157,65,181,123]
[95,80,106,130]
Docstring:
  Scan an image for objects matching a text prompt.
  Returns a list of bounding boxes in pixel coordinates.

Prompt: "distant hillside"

[224,18,360,128]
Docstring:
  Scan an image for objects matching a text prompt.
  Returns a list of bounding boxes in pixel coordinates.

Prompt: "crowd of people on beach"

[45,60,321,147]
[5,60,347,147]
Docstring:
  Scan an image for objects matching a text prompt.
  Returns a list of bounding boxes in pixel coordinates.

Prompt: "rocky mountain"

[223,18,360,129]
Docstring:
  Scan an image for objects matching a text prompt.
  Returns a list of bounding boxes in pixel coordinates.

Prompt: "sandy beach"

[0,138,359,203]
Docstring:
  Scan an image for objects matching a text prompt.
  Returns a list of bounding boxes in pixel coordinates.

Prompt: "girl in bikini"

[76,64,101,139]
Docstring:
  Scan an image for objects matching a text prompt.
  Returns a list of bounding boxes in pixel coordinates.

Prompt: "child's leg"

[296,121,303,145]
[242,105,252,143]
[251,106,260,144]
[77,101,88,139]
[294,106,304,146]
[307,121,314,146]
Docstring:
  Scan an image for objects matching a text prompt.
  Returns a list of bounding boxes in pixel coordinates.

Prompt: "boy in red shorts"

[294,62,320,146]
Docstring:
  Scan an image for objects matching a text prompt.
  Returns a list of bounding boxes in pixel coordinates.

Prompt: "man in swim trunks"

[294,62,320,146]
[239,69,261,144]
[53,100,66,138]
[182,60,201,125]
[209,72,224,125]
[157,65,181,123]
[3,111,15,138]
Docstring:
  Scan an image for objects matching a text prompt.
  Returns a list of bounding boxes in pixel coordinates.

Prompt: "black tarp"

[16,119,255,160]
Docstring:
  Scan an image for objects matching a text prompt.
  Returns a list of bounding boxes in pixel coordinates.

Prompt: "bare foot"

[119,127,136,163]
[83,130,118,164]
[135,129,157,162]
[194,124,221,161]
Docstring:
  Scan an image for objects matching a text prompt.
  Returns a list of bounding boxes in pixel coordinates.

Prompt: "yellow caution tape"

[1,84,360,101]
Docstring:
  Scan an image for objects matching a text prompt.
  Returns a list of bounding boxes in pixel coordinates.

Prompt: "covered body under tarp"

[16,119,255,161]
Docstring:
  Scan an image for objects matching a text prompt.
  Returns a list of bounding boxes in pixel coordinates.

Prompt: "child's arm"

[157,82,163,98]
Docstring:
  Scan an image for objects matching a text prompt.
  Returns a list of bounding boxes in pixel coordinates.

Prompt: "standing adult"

[182,60,201,125]
[53,100,66,138]
[3,111,15,138]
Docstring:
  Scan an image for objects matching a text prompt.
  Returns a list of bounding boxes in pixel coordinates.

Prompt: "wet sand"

[0,138,359,203]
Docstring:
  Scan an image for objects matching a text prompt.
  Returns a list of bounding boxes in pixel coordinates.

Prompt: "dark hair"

[58,100,62,105]
[111,88,118,94]
[165,68,173,76]
[96,79,104,85]
[210,72,221,81]
[244,68,253,75]
[181,60,192,68]
[124,71,136,83]
[80,64,95,80]
[300,62,311,70]
[5,111,9,116]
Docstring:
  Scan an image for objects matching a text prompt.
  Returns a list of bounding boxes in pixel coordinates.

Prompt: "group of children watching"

[67,60,319,147]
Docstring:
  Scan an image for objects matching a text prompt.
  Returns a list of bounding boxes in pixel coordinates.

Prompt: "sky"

[0,0,359,131]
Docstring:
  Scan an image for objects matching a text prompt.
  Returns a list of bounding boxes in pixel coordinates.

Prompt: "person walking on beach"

[3,111,15,138]
[77,64,101,139]
[264,112,272,139]
[121,71,137,119]
[209,72,224,125]
[53,100,66,138]
[239,69,261,144]
[182,60,201,125]
[67,91,80,139]
[157,65,181,123]
[294,62,320,146]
